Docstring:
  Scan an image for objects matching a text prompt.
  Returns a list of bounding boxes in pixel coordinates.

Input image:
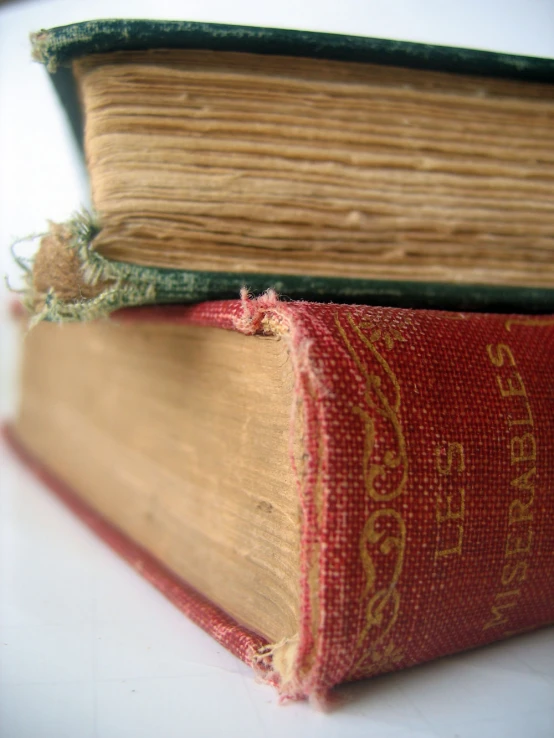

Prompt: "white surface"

[1,1,554,736]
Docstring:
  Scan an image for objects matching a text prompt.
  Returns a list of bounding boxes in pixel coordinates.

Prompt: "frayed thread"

[252,636,308,704]
[253,639,334,708]
[234,287,291,336]
[16,210,162,326]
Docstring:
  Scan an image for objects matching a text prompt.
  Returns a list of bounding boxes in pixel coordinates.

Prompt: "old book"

[7,295,554,701]
[23,19,554,322]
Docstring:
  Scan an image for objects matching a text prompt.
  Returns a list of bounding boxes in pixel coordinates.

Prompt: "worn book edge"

[31,18,554,79]
[16,212,554,324]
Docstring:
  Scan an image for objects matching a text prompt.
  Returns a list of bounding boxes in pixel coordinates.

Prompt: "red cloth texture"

[7,296,554,701]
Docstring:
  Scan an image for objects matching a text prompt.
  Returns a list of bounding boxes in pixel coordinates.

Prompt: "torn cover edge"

[14,210,207,327]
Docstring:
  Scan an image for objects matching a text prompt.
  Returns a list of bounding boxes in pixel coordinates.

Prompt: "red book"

[6,294,554,703]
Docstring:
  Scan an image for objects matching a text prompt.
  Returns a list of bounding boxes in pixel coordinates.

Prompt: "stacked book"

[7,19,554,704]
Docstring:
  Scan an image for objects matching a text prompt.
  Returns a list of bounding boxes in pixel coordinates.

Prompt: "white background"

[1,1,554,736]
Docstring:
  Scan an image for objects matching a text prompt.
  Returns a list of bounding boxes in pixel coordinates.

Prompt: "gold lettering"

[497,371,527,398]
[501,561,528,587]
[436,488,465,523]
[435,525,463,559]
[435,442,465,475]
[434,443,465,559]
[510,433,536,464]
[435,488,465,558]
[510,467,536,491]
[486,343,516,367]
[509,496,534,526]
[508,399,534,427]
[483,600,518,631]
[496,588,521,599]
[483,339,536,633]
[505,529,533,557]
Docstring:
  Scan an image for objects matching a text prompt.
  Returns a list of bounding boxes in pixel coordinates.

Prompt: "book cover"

[8,295,554,702]
[21,20,554,321]
[33,18,554,150]
[32,18,554,79]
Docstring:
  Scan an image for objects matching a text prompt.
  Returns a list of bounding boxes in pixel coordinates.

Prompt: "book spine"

[269,303,554,698]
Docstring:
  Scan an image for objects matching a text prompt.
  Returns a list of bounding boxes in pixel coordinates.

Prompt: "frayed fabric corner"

[16,211,175,325]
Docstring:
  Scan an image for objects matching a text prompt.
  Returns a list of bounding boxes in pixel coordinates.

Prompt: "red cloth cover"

[6,295,554,702]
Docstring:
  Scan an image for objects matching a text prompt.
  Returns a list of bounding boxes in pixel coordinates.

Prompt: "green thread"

[21,210,163,326]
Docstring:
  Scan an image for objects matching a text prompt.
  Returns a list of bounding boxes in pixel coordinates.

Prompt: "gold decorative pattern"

[339,314,408,503]
[335,312,408,677]
[357,509,406,645]
[356,641,405,678]
[505,317,554,332]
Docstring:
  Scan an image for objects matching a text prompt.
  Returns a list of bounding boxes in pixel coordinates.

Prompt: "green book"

[23,19,554,322]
